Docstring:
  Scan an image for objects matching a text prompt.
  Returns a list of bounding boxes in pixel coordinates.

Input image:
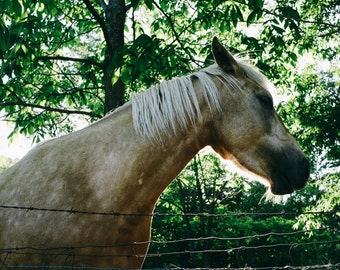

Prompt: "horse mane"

[131,62,273,143]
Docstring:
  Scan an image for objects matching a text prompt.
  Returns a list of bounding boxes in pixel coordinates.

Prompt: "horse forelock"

[131,62,274,143]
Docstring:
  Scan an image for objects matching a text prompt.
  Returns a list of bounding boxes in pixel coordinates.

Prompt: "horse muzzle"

[270,155,310,195]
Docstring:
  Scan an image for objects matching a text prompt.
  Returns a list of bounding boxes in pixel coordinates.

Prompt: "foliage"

[1,0,338,143]
[1,0,104,142]
[294,172,340,231]
[278,66,340,169]
[144,153,339,268]
[0,155,16,172]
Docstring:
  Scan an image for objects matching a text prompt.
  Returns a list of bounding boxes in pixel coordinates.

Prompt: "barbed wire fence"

[0,205,339,270]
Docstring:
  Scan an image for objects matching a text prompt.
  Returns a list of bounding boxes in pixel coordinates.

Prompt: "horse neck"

[105,103,211,214]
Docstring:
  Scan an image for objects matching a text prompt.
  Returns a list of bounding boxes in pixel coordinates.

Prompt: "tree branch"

[82,0,113,51]
[230,0,339,29]
[152,0,199,66]
[262,8,339,28]
[37,55,102,68]
[0,101,102,119]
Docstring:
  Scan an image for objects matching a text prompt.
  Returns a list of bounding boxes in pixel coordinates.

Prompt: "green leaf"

[247,9,257,25]
[12,0,24,17]
[272,25,285,34]
[131,0,140,9]
[234,5,244,21]
[145,0,154,10]
[50,6,59,16]
[249,0,264,9]
[9,22,24,36]
[230,6,238,27]
[247,7,263,26]
[135,55,148,72]
[219,20,230,32]
[120,65,131,84]
[289,52,298,62]
[280,6,301,21]
[0,25,9,52]
[21,44,28,54]
[136,33,152,45]
[290,21,302,39]
[256,0,264,9]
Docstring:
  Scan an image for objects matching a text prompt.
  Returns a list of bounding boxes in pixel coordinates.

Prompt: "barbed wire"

[146,239,340,258]
[1,205,338,269]
[0,205,339,217]
[2,237,338,258]
[148,226,336,245]
[1,264,339,269]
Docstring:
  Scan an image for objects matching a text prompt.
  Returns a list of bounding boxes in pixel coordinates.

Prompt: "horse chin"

[270,169,308,195]
[270,183,294,195]
[270,175,302,195]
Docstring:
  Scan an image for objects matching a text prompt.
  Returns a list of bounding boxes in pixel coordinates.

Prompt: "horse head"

[210,37,310,195]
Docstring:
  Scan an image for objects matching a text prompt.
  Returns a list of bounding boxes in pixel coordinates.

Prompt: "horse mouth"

[269,157,310,195]
[270,182,294,195]
[270,176,307,195]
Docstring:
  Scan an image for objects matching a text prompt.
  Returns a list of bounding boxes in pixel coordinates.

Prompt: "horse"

[0,37,310,269]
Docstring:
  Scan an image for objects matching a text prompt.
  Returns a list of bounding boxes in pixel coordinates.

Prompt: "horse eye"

[258,95,273,108]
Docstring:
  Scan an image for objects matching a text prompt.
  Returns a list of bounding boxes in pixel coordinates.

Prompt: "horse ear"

[212,37,239,74]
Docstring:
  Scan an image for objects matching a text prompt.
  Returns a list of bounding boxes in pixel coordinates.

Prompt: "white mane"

[131,62,272,142]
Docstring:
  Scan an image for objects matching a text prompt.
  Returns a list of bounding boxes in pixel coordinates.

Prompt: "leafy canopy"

[1,0,338,147]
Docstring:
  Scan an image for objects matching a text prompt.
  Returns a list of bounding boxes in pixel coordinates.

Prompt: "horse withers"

[0,37,309,268]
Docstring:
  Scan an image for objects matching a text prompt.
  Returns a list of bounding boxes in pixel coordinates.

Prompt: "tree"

[1,0,338,144]
[278,66,340,169]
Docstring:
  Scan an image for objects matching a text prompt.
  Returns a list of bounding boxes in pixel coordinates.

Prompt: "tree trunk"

[103,0,126,114]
